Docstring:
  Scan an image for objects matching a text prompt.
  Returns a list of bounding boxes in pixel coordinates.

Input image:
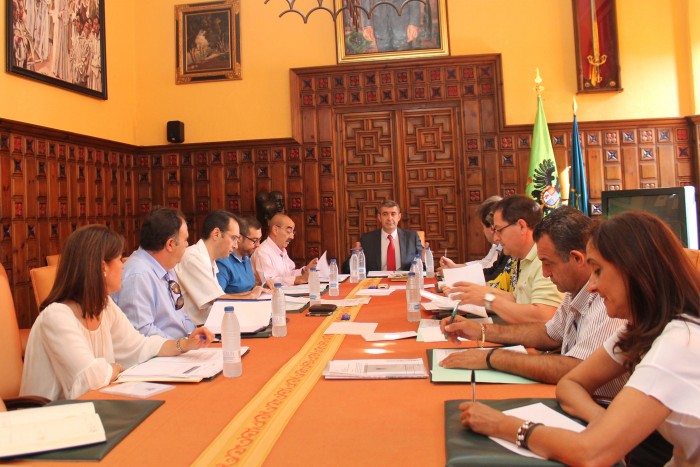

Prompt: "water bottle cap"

[310,267,317,271]
[360,248,364,252]
[408,272,416,276]
[224,306,234,312]
[330,259,337,264]
[274,283,282,288]
[411,260,417,264]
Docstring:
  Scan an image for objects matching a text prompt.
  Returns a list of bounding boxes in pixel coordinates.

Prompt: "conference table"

[19,278,556,466]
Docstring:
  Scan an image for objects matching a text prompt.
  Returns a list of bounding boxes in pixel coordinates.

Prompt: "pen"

[444,301,460,339]
[444,248,447,258]
[470,370,476,402]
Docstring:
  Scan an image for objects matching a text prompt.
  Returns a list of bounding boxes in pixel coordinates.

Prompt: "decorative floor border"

[192,278,381,466]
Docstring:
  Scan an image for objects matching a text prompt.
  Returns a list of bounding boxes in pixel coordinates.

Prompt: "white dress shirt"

[252,237,303,286]
[175,239,224,325]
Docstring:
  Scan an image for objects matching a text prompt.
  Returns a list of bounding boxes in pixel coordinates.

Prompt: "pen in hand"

[444,301,460,339]
[470,370,476,402]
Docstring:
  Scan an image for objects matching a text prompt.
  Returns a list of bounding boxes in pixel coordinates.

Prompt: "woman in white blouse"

[456,211,699,466]
[20,225,213,401]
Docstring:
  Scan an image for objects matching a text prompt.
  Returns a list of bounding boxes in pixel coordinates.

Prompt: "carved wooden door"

[336,106,465,259]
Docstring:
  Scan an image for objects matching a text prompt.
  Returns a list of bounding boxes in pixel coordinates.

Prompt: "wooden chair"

[46,254,60,266]
[0,266,48,409]
[30,265,57,311]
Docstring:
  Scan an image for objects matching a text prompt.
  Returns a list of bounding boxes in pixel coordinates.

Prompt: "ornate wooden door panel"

[337,107,465,258]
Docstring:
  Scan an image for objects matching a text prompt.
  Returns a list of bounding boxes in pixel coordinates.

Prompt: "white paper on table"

[355,288,394,296]
[390,284,434,291]
[418,326,450,342]
[281,284,310,294]
[361,331,418,342]
[490,403,585,459]
[442,263,486,287]
[320,297,371,307]
[419,318,441,328]
[323,358,428,379]
[324,322,378,335]
[205,300,272,334]
[367,271,394,277]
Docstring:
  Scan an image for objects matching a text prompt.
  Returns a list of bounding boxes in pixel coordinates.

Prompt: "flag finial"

[573,96,578,115]
[534,68,544,95]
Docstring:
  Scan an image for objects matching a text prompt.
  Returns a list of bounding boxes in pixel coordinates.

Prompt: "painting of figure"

[6,0,107,99]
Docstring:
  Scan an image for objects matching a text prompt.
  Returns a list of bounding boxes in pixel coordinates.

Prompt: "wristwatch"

[483,292,496,312]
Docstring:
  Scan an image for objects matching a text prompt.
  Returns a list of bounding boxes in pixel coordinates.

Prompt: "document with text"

[323,358,428,379]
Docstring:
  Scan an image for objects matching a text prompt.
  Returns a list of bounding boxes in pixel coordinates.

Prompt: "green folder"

[19,399,163,461]
[427,349,537,384]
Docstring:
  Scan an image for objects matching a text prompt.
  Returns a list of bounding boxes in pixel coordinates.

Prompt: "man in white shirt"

[176,210,265,325]
[252,213,317,286]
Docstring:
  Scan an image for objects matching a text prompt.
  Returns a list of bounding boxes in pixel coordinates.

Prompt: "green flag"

[525,95,561,215]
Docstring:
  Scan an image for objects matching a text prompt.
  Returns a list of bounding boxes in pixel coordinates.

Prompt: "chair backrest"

[417,230,426,247]
[46,254,60,266]
[0,267,24,399]
[684,248,700,272]
[30,265,57,311]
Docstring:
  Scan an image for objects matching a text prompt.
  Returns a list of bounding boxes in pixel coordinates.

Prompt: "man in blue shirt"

[216,216,268,296]
[113,207,195,338]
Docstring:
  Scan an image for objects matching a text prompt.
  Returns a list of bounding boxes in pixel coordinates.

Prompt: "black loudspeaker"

[167,120,185,143]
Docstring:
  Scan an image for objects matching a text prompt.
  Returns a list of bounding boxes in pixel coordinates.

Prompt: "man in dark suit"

[343,200,423,273]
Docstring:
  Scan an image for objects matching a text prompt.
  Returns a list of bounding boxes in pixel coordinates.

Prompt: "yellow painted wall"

[0,1,137,143]
[0,0,696,146]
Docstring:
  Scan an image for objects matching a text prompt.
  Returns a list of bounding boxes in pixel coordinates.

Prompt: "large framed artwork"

[6,0,107,99]
[175,0,241,84]
[335,0,449,63]
[572,0,621,93]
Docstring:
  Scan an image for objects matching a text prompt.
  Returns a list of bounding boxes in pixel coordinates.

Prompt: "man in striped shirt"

[440,206,628,398]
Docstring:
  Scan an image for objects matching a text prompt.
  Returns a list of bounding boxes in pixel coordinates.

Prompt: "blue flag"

[569,113,589,215]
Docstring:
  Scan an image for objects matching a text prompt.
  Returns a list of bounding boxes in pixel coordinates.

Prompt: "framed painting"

[6,0,107,99]
[335,0,449,63]
[572,0,621,93]
[175,0,241,84]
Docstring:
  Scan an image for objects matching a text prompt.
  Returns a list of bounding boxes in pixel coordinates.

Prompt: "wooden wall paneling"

[209,151,226,210]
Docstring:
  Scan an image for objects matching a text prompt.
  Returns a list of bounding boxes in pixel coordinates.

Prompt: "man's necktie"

[387,234,396,271]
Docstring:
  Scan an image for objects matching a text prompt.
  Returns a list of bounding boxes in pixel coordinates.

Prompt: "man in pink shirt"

[252,213,318,286]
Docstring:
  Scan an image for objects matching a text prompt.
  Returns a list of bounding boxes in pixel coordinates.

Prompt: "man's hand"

[439,349,488,370]
[444,282,494,306]
[440,315,482,344]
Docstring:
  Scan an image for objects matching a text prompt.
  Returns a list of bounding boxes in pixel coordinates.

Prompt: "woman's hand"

[459,402,517,437]
[110,363,125,382]
[184,327,215,351]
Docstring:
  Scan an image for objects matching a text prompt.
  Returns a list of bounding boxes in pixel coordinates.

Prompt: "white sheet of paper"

[320,297,371,307]
[355,288,394,296]
[418,326,449,342]
[368,271,394,277]
[323,358,428,379]
[490,403,585,459]
[317,250,330,279]
[442,263,486,287]
[418,289,487,318]
[281,284,310,294]
[204,300,272,334]
[324,322,378,335]
[361,331,418,342]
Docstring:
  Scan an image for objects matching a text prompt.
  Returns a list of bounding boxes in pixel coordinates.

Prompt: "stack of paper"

[442,263,486,286]
[100,382,175,399]
[116,347,248,383]
[0,402,106,457]
[419,290,487,318]
[205,300,272,334]
[323,358,428,379]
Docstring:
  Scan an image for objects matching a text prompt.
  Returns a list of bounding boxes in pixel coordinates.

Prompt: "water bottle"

[329,259,340,296]
[406,272,421,322]
[309,267,321,305]
[221,306,242,377]
[413,254,425,290]
[424,243,435,279]
[349,250,359,283]
[272,283,287,337]
[358,248,367,280]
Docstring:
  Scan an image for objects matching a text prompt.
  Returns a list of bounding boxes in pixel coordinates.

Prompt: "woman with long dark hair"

[457,211,699,465]
[21,225,213,401]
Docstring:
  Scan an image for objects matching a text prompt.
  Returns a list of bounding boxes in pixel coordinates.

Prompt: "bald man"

[252,213,317,286]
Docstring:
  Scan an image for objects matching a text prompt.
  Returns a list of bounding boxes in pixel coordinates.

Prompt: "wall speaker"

[167,120,185,143]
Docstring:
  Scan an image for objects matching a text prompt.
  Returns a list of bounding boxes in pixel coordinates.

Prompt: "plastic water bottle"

[272,283,287,337]
[309,267,321,305]
[349,250,359,283]
[406,272,421,322]
[329,259,340,296]
[413,254,424,290]
[424,243,435,279]
[358,248,367,280]
[221,306,242,377]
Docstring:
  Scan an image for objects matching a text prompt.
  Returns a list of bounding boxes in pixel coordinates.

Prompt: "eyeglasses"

[491,222,517,235]
[168,280,185,310]
[242,234,262,245]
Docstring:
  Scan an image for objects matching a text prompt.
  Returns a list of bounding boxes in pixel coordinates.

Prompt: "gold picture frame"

[335,0,449,63]
[175,0,241,84]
